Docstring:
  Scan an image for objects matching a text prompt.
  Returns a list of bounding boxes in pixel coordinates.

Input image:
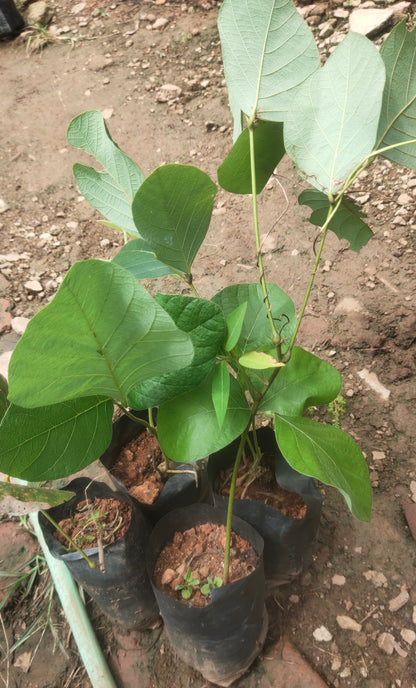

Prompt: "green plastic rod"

[30,512,118,688]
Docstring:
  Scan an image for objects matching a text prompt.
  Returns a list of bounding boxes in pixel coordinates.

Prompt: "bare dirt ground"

[0,1,415,687]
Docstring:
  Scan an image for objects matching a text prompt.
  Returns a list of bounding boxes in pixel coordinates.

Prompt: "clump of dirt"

[153,522,258,607]
[54,497,131,550]
[216,455,308,519]
[110,431,166,505]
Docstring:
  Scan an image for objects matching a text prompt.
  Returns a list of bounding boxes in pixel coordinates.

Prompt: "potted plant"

[1,0,415,680]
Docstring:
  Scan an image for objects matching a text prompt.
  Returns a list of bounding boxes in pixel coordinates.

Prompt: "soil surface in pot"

[111,431,166,505]
[53,497,132,551]
[216,455,307,519]
[153,523,259,608]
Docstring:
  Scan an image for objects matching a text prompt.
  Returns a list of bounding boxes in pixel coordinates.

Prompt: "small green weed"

[328,394,347,429]
[175,567,200,600]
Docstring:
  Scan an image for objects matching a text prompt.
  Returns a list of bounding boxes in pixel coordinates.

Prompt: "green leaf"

[127,295,226,409]
[377,20,416,169]
[285,33,385,194]
[0,397,113,480]
[8,260,194,408]
[224,302,248,352]
[132,164,217,274]
[0,375,8,421]
[218,121,285,194]
[212,283,295,355]
[212,361,231,430]
[157,373,250,462]
[219,0,319,122]
[299,189,373,252]
[275,415,372,521]
[0,483,75,509]
[67,111,144,237]
[239,351,284,370]
[112,239,175,279]
[259,347,341,415]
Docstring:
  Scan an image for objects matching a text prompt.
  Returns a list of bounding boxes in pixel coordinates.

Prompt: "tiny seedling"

[328,394,347,429]
[200,576,223,595]
[175,567,200,600]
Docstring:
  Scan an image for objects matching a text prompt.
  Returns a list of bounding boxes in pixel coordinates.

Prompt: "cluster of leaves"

[1,0,416,523]
[175,567,223,600]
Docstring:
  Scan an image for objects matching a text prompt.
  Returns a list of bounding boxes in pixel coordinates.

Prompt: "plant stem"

[223,432,248,583]
[40,510,97,569]
[248,125,281,355]
[288,196,343,351]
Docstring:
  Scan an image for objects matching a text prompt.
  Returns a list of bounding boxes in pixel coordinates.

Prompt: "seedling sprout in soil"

[1,1,416,585]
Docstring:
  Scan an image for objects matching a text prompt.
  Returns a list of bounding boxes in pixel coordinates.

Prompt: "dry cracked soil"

[0,1,415,687]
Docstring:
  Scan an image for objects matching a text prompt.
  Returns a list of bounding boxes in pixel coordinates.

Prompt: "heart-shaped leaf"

[299,189,373,252]
[218,121,285,194]
[219,0,319,122]
[157,373,250,462]
[8,260,194,408]
[132,164,217,274]
[259,347,341,415]
[275,415,372,521]
[212,283,295,355]
[112,239,175,279]
[285,33,385,194]
[377,20,416,170]
[67,110,144,236]
[0,397,113,480]
[127,295,226,409]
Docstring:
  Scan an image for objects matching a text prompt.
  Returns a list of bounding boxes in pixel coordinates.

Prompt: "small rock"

[0,199,8,214]
[313,626,333,642]
[26,1,53,26]
[339,667,351,678]
[398,192,412,205]
[377,632,395,655]
[71,2,85,14]
[88,55,114,71]
[100,238,111,248]
[101,108,114,120]
[388,589,410,612]
[331,657,342,671]
[413,605,416,624]
[391,1,411,21]
[358,369,391,401]
[334,8,349,19]
[156,84,182,102]
[349,8,393,36]
[401,628,416,645]
[261,233,279,252]
[336,615,362,632]
[24,280,43,294]
[152,17,168,29]
[410,480,416,502]
[334,297,364,314]
[332,574,346,586]
[319,19,337,38]
[363,570,388,588]
[11,317,29,336]
[161,568,176,585]
[372,450,386,462]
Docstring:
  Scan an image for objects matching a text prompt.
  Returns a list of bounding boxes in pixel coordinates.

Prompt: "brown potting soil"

[111,430,166,505]
[53,497,132,551]
[153,522,259,608]
[216,454,308,519]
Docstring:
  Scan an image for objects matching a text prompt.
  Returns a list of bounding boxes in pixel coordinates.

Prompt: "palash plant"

[1,0,416,583]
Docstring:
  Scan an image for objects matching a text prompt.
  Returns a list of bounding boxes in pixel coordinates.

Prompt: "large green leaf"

[259,346,341,415]
[218,121,285,194]
[219,0,319,122]
[112,239,175,279]
[132,164,217,274]
[157,373,250,462]
[0,483,75,509]
[0,397,113,480]
[299,189,373,252]
[377,20,416,169]
[212,283,295,355]
[275,415,372,521]
[127,295,226,409]
[285,33,385,194]
[67,111,144,237]
[8,260,194,408]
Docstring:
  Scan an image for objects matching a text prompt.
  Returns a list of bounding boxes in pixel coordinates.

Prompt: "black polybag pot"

[208,426,322,586]
[0,0,24,37]
[100,411,203,523]
[38,477,159,630]
[146,503,268,687]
